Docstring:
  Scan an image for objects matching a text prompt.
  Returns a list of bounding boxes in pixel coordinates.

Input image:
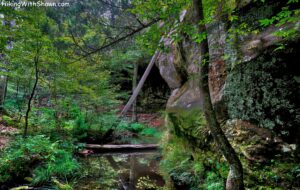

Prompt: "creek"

[75,150,165,190]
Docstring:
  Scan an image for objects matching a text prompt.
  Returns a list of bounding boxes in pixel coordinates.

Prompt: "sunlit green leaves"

[259,0,300,29]
[288,0,299,4]
[193,32,207,43]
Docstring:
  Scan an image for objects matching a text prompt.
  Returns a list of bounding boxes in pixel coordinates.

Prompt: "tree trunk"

[193,0,245,189]
[3,76,8,103]
[23,55,39,138]
[0,75,7,111]
[132,62,138,122]
[121,49,160,116]
[15,79,19,99]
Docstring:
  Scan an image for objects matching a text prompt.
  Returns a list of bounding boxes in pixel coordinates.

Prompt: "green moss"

[160,111,228,189]
[167,109,210,150]
[224,51,300,136]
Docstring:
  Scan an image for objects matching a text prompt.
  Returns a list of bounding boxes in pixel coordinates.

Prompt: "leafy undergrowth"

[159,109,300,190]
[0,115,20,150]
[0,115,20,135]
[113,121,162,144]
[0,110,162,189]
[242,156,300,189]
[0,135,9,150]
[161,131,300,190]
[160,131,226,190]
[3,96,163,145]
[0,102,163,189]
[0,135,79,189]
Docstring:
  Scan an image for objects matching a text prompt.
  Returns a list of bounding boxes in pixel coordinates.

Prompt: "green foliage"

[167,110,209,149]
[227,1,276,48]
[115,121,161,140]
[72,114,89,140]
[76,157,118,189]
[136,24,162,54]
[90,113,119,131]
[160,132,226,190]
[0,135,79,185]
[130,122,146,133]
[259,3,299,27]
[160,111,228,189]
[131,0,190,21]
[32,150,79,186]
[136,176,161,190]
[4,84,27,122]
[140,127,160,137]
[258,0,300,41]
[243,157,300,189]
[52,178,73,190]
[1,1,120,139]
[204,171,224,190]
[30,107,56,130]
[160,135,199,188]
[131,0,190,52]
[2,115,14,126]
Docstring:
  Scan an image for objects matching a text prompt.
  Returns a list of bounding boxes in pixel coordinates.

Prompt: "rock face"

[157,31,204,112]
[156,0,300,153]
[156,10,230,119]
[156,14,229,119]
[156,2,300,123]
[157,1,300,189]
[156,38,182,90]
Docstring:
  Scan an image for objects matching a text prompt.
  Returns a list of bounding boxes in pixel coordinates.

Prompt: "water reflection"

[76,151,164,190]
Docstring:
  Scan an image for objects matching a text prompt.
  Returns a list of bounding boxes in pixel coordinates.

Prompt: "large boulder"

[156,7,229,120]
[156,37,183,89]
[166,80,203,112]
[224,119,294,163]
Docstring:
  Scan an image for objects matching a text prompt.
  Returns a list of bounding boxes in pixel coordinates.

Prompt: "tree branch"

[70,31,89,54]
[69,18,159,63]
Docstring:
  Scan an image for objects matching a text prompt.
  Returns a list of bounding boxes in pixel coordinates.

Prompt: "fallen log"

[84,144,159,150]
[92,151,159,156]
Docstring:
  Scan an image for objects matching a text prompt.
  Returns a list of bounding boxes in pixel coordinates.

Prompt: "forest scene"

[0,0,299,189]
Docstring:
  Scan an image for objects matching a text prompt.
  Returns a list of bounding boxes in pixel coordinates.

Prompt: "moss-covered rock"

[224,49,300,142]
[157,1,300,189]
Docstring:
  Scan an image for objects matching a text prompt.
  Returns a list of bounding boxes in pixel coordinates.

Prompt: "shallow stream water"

[75,150,165,190]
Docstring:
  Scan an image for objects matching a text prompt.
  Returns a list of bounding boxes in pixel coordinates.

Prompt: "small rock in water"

[79,149,94,155]
[24,177,33,182]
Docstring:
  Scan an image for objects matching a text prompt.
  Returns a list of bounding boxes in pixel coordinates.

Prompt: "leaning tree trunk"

[193,0,245,189]
[24,54,39,138]
[121,49,160,116]
[132,62,138,122]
